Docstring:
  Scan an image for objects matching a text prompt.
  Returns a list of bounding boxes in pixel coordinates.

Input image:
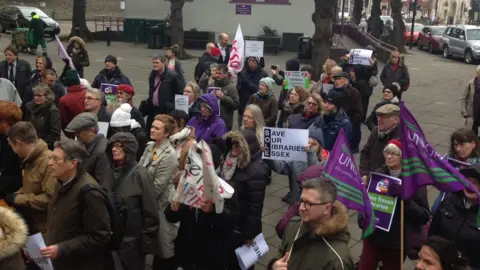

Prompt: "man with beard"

[308,91,352,151]
[207,64,239,131]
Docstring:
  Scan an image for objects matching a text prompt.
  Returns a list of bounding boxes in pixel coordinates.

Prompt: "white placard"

[120,1,125,9]
[262,127,309,162]
[284,71,308,88]
[349,49,373,65]
[245,40,264,57]
[235,233,269,270]
[322,84,334,95]
[24,233,54,270]
[175,94,189,114]
[98,122,109,136]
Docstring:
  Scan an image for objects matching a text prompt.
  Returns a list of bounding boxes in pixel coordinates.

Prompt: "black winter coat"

[24,101,61,150]
[429,192,480,268]
[237,67,268,113]
[380,62,410,94]
[0,135,22,198]
[0,59,32,100]
[91,67,132,89]
[83,135,113,191]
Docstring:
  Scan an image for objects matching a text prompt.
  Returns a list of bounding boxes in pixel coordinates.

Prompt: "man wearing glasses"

[84,88,112,123]
[269,178,354,270]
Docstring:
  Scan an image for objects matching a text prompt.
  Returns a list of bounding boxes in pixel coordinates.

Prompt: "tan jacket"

[461,78,474,119]
[14,139,56,233]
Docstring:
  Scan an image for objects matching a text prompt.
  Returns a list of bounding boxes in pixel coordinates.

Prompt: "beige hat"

[376,104,400,115]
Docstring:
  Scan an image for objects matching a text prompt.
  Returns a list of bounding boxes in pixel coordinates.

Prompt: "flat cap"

[65,112,98,132]
[376,103,400,115]
[332,71,349,78]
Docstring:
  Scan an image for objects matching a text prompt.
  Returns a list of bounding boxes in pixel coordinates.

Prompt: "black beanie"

[105,55,117,65]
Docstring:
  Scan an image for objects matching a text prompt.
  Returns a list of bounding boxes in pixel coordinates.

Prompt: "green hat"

[64,69,81,87]
[65,112,98,132]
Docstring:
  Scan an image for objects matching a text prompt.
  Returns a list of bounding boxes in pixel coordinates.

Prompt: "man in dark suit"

[216,33,231,65]
[0,46,32,101]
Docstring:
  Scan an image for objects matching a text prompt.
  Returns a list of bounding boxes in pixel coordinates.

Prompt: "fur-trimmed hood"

[0,207,28,260]
[313,201,349,236]
[223,129,260,169]
[67,36,87,50]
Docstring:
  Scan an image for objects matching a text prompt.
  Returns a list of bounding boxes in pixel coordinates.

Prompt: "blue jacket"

[309,109,352,151]
[91,67,131,89]
[187,94,227,144]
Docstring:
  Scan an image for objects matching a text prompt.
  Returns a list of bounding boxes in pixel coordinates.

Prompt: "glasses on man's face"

[48,156,66,163]
[384,150,400,157]
[300,199,330,210]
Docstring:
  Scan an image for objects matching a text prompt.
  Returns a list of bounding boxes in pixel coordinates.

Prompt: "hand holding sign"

[272,253,289,270]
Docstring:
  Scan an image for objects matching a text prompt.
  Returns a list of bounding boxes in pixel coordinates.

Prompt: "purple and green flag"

[400,102,480,225]
[323,129,376,238]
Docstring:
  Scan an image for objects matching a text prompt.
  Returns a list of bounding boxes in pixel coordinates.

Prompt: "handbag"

[139,98,149,117]
[368,75,379,87]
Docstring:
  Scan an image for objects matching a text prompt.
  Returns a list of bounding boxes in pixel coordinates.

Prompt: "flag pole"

[400,200,405,269]
[286,221,303,262]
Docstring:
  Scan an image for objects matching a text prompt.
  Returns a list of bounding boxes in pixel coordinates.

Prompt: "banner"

[175,141,234,213]
[228,24,245,75]
[323,129,376,238]
[262,127,308,162]
[368,172,400,232]
[400,102,480,226]
[284,71,309,89]
[55,35,75,70]
[24,233,54,270]
[348,49,373,65]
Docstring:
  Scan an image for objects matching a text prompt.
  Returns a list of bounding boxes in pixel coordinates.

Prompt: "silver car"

[439,25,480,64]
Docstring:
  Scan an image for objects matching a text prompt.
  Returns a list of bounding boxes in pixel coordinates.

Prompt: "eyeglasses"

[307,101,318,106]
[299,199,330,210]
[48,156,66,163]
[384,150,400,157]
[85,96,100,101]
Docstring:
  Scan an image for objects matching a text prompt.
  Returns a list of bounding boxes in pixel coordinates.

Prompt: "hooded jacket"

[187,94,227,144]
[106,133,159,265]
[91,67,132,89]
[66,36,90,77]
[248,87,278,127]
[208,77,239,130]
[269,202,354,270]
[0,206,28,270]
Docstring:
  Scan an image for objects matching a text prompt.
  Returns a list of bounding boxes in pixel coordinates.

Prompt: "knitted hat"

[105,55,117,65]
[384,83,400,97]
[110,103,134,127]
[309,130,324,147]
[385,139,402,155]
[64,69,80,87]
[325,90,345,108]
[247,56,260,64]
[80,78,91,88]
[117,84,135,96]
[259,77,275,91]
[210,47,221,57]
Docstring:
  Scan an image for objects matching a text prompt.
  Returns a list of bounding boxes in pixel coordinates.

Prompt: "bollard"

[107,27,111,46]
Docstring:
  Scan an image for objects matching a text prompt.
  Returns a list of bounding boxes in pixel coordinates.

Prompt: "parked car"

[0,5,60,37]
[404,23,424,44]
[440,24,480,64]
[418,25,447,53]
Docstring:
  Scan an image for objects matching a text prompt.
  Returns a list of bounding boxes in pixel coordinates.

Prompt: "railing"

[333,23,397,63]
[94,16,124,32]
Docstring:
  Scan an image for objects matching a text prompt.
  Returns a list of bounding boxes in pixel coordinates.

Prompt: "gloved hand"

[4,193,16,206]
[388,181,402,197]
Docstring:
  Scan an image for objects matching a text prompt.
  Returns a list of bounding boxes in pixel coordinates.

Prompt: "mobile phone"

[271,65,279,70]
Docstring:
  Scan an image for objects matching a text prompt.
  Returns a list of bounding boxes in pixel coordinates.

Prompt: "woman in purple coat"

[187,93,227,143]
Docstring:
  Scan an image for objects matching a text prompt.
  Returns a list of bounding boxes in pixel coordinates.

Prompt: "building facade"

[432,0,469,23]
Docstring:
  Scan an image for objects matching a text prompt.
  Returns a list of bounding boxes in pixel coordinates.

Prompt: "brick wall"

[0,0,123,20]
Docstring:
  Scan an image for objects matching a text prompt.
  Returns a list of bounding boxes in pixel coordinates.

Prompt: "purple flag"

[400,102,480,225]
[323,129,376,238]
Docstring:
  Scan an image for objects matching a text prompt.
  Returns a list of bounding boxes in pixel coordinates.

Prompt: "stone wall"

[0,0,123,20]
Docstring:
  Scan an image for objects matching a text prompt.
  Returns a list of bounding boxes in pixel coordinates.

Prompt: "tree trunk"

[353,0,364,24]
[370,0,382,38]
[311,0,334,81]
[391,0,406,52]
[170,0,194,59]
[69,0,93,41]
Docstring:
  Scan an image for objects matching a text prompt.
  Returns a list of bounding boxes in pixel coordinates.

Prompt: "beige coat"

[139,140,178,259]
[0,206,28,270]
[461,78,475,127]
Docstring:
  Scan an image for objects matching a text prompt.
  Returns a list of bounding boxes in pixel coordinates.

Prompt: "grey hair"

[152,54,166,62]
[87,88,104,100]
[241,104,265,146]
[185,81,201,100]
[53,139,87,168]
[302,177,337,203]
[33,83,55,101]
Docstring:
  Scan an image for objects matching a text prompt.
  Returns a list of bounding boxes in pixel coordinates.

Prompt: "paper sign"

[284,71,309,89]
[235,233,269,270]
[175,94,189,114]
[245,40,264,57]
[100,83,118,95]
[322,84,334,95]
[262,127,308,162]
[367,172,400,232]
[24,233,54,270]
[349,49,373,65]
[98,122,109,136]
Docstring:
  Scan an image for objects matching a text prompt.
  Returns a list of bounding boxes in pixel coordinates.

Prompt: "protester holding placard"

[301,65,316,92]
[310,59,337,95]
[139,114,179,270]
[286,93,323,129]
[91,55,132,89]
[272,59,300,114]
[187,94,226,144]
[247,77,278,127]
[237,57,268,126]
[222,130,269,270]
[366,84,400,131]
[66,36,90,78]
[277,86,307,128]
[0,206,28,269]
[183,81,201,119]
[380,50,410,100]
[358,140,430,270]
[106,132,159,270]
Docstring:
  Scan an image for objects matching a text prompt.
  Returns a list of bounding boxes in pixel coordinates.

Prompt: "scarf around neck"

[221,152,238,181]
[283,100,303,114]
[169,126,193,158]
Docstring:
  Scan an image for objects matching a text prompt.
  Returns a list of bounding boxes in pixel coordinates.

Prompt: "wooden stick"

[400,200,404,270]
[286,221,303,262]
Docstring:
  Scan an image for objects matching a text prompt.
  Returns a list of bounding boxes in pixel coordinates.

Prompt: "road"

[0,35,474,269]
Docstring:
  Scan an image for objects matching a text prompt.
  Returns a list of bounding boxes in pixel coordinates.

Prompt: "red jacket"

[58,84,86,131]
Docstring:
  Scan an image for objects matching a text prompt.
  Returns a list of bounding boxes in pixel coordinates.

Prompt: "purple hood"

[187,94,226,144]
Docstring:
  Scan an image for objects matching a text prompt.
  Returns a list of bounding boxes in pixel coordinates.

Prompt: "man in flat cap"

[65,112,113,190]
[360,103,401,184]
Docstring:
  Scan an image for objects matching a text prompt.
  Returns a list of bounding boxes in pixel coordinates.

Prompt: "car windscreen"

[431,27,446,35]
[19,7,49,19]
[467,29,480,40]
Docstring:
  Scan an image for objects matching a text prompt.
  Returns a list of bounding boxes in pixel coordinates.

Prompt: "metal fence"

[94,16,124,32]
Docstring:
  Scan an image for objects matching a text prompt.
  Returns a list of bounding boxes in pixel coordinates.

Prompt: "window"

[467,29,480,40]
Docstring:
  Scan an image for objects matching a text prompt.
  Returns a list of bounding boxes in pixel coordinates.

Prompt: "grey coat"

[139,139,178,259]
[83,134,114,191]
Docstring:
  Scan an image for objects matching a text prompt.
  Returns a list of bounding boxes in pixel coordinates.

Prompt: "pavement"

[0,34,475,269]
